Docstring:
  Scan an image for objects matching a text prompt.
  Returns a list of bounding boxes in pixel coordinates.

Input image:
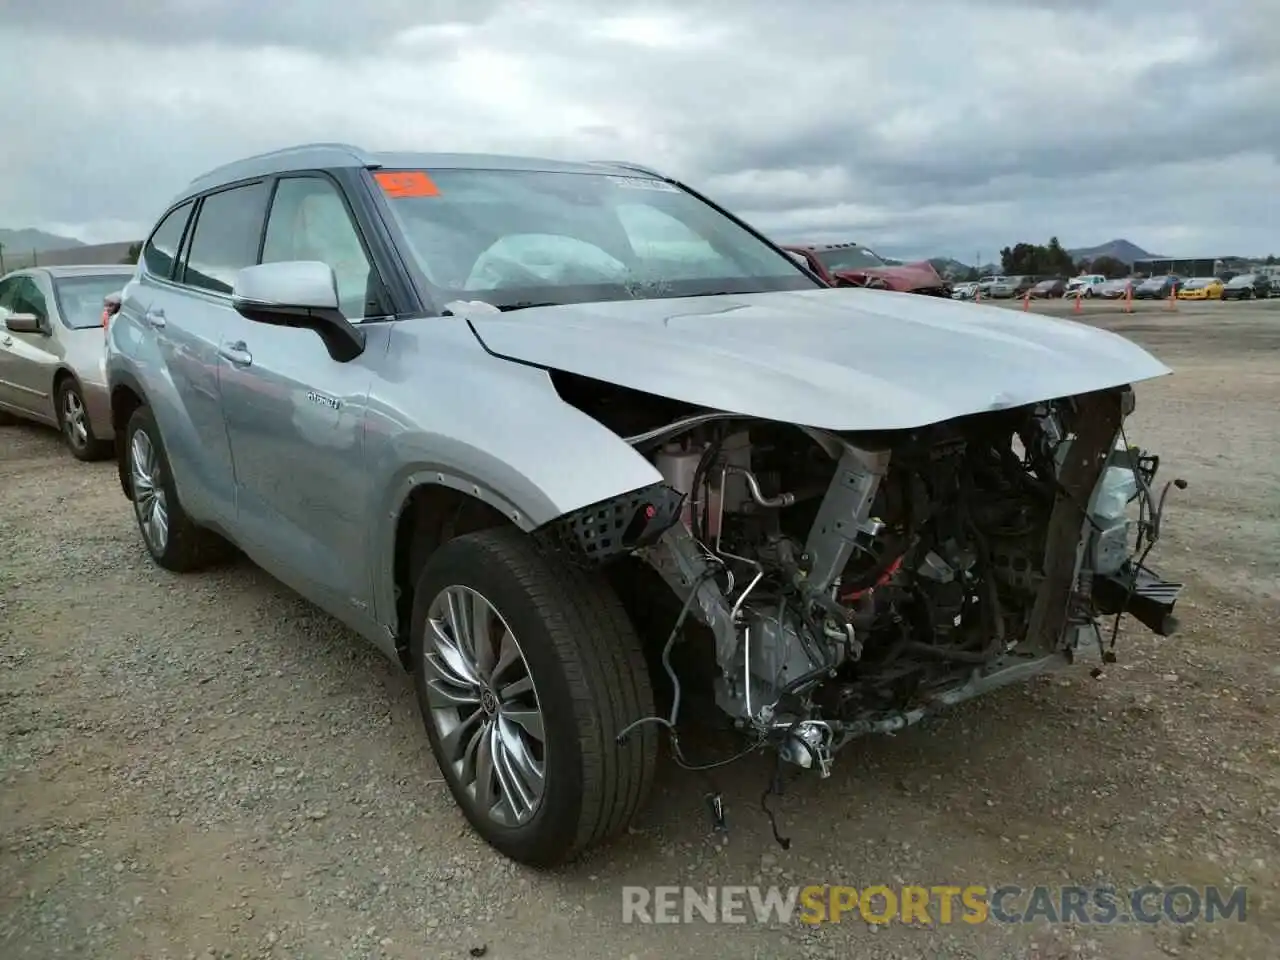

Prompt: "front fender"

[363,317,666,624]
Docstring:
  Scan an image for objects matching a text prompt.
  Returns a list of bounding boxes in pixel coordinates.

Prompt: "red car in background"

[783,241,952,297]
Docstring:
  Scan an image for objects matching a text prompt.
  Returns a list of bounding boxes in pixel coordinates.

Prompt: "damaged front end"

[541,383,1184,783]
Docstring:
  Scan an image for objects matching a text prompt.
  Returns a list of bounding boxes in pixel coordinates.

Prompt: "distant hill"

[1067,239,1160,264]
[0,227,84,254]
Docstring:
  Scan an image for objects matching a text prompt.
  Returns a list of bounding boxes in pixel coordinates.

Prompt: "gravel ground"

[2,299,1278,960]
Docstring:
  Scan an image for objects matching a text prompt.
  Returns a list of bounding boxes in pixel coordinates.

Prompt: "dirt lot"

[3,299,1278,960]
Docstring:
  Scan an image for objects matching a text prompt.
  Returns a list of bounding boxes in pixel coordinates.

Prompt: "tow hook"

[779,720,834,777]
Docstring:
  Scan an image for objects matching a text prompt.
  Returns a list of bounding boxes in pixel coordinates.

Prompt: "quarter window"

[181,182,270,294]
[261,176,380,320]
[142,201,193,280]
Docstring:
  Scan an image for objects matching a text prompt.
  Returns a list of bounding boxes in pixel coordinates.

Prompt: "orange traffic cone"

[975,284,982,303]
[1168,286,1177,311]
[1124,281,1133,314]
[1074,291,1082,314]
[1022,289,1031,311]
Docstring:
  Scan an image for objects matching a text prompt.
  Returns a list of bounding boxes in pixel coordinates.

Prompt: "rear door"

[217,172,387,616]
[162,181,273,528]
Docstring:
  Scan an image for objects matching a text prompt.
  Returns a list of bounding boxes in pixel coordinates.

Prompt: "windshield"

[813,246,888,271]
[375,168,818,309]
[1227,275,1254,287]
[52,274,131,329]
[1183,278,1212,289]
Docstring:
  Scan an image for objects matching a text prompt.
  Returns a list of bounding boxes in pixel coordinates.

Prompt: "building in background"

[1132,256,1252,278]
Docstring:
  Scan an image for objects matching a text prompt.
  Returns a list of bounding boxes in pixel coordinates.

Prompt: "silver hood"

[464,287,1171,432]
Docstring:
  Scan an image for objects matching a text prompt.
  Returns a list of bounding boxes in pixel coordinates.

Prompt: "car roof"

[174,141,669,205]
[41,264,135,279]
[2,264,133,282]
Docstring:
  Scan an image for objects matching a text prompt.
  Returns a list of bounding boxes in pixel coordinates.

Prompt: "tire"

[123,404,234,572]
[56,378,113,462]
[410,527,658,867]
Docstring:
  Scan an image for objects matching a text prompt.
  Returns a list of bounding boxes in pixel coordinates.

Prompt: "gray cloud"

[0,0,1275,259]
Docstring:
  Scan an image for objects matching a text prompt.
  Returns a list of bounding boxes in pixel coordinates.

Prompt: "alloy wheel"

[129,429,169,553]
[62,388,88,451]
[422,585,546,827]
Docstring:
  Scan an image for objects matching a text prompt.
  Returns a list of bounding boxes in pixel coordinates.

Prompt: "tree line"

[993,240,1279,280]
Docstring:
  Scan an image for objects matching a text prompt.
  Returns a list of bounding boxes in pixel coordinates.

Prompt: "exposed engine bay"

[539,373,1184,783]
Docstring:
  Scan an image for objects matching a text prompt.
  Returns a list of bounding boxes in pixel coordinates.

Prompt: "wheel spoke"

[498,715,546,797]
[427,618,482,687]
[500,706,544,744]
[492,723,537,820]
[499,675,534,700]
[445,589,473,661]
[441,707,486,765]
[473,722,499,817]
[424,675,480,710]
[469,591,496,680]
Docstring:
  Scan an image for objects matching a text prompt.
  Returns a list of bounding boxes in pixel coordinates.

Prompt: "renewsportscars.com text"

[621,884,1248,926]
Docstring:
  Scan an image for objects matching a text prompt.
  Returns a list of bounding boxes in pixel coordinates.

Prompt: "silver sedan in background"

[0,264,135,461]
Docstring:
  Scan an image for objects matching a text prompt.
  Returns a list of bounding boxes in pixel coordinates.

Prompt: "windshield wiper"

[496,301,562,312]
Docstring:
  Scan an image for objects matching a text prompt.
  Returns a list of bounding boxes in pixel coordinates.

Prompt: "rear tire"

[123,404,234,572]
[57,378,113,462]
[410,527,658,867]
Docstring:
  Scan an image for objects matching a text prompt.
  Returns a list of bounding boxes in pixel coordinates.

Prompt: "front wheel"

[410,527,658,867]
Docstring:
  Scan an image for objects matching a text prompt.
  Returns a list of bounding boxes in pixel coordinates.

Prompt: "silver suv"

[106,143,1183,867]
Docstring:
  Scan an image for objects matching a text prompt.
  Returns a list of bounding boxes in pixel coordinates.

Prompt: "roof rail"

[588,159,667,178]
[187,141,377,185]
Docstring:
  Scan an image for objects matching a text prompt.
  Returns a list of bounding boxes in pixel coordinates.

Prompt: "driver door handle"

[144,308,166,329]
[218,341,253,367]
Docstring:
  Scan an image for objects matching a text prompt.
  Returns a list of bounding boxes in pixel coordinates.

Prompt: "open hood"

[464,287,1171,432]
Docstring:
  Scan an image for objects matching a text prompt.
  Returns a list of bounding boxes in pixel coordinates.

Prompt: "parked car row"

[2,142,1184,871]
[947,271,1274,303]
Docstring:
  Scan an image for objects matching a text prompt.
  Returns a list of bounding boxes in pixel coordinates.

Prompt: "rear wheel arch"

[110,381,147,499]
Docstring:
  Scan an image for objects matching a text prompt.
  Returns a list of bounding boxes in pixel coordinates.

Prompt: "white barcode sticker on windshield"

[607,175,679,192]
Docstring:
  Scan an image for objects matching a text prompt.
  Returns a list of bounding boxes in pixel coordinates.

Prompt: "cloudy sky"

[1,0,1275,261]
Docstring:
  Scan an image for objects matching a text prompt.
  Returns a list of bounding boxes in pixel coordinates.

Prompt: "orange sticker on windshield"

[374,170,440,198]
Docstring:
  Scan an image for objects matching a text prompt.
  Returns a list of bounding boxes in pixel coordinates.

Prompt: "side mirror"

[231,261,365,363]
[4,312,43,334]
